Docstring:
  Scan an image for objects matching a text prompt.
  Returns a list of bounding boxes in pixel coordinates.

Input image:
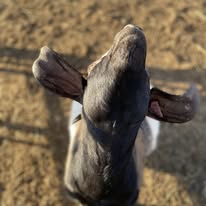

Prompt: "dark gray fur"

[64,25,149,206]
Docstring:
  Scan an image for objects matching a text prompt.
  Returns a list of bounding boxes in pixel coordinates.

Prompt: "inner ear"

[32,46,86,103]
[147,84,200,123]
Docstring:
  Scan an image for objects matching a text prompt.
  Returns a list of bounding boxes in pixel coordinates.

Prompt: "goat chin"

[68,92,160,156]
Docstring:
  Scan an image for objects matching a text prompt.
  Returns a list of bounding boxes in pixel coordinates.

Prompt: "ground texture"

[0,0,206,205]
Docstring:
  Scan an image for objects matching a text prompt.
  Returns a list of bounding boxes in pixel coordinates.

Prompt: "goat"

[32,25,199,206]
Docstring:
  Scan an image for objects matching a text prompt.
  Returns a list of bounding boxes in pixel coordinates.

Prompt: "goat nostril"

[136,26,143,31]
[133,25,143,32]
[64,186,69,194]
[64,185,71,194]
[64,186,74,198]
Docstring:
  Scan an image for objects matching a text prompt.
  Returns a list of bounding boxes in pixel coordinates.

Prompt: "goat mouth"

[87,25,146,75]
[114,24,145,45]
[109,25,147,70]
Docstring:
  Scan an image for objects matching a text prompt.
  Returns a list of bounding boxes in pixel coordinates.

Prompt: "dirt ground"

[0,0,205,205]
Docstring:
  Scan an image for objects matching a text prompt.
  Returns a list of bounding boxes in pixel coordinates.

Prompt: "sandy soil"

[0,0,206,205]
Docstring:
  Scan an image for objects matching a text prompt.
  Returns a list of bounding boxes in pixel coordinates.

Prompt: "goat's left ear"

[32,46,86,103]
[147,84,200,123]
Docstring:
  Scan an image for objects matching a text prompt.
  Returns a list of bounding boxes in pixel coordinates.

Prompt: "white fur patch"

[145,83,160,154]
[69,101,82,125]
[69,101,82,139]
[145,116,160,154]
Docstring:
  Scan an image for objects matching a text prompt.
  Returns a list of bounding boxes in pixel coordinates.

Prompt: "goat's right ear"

[32,46,86,103]
[147,84,200,123]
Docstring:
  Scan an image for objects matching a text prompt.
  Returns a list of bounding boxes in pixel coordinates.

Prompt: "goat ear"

[32,46,86,103]
[147,84,200,123]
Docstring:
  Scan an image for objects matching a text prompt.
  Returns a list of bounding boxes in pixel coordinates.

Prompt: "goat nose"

[123,24,143,32]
